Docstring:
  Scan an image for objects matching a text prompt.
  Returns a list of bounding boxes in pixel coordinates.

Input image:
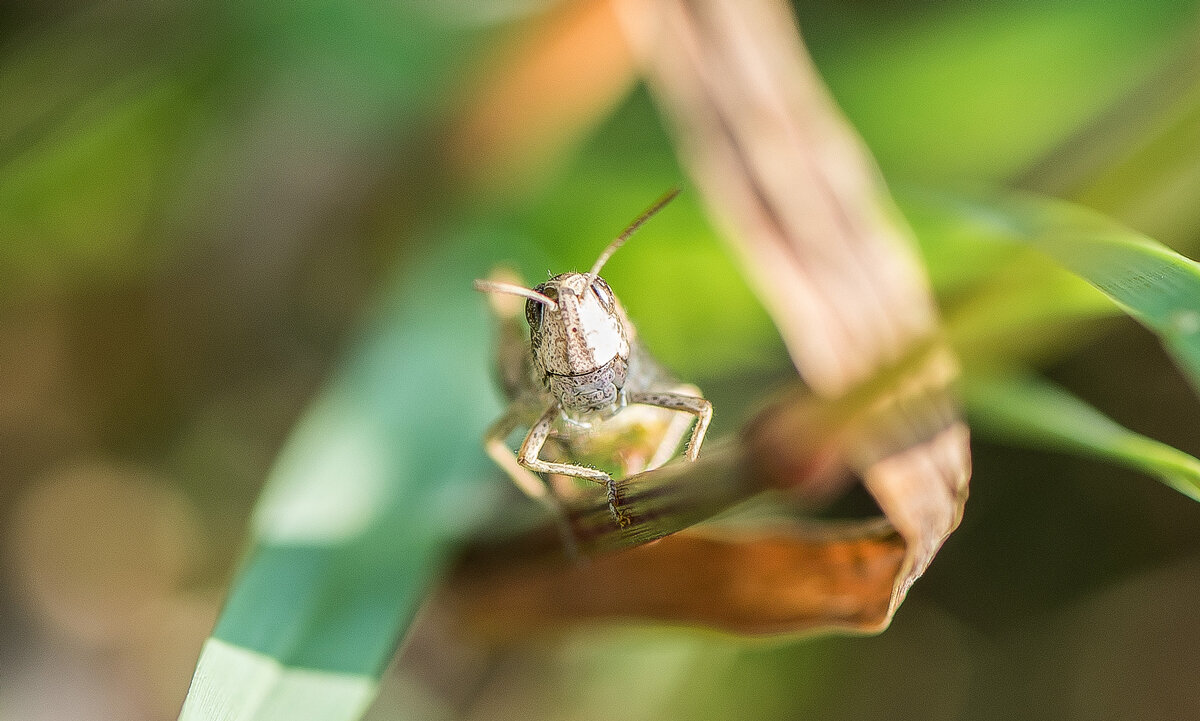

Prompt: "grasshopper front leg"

[518,403,631,528]
[627,388,713,461]
[485,408,580,558]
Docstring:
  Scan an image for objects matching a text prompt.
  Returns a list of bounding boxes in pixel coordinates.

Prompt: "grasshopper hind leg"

[640,383,707,471]
[628,385,713,462]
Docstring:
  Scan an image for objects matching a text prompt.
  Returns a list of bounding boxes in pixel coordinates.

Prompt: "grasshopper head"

[527,272,630,378]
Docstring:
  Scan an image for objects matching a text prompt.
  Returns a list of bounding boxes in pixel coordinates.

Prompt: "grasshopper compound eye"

[590,277,615,313]
[525,298,542,332]
[526,284,558,331]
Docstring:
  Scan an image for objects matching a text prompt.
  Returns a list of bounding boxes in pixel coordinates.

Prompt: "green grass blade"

[965,373,1200,500]
[178,233,508,720]
[926,191,1200,390]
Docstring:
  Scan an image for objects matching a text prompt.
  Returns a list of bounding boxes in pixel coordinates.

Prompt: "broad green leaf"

[965,374,1200,501]
[178,231,518,720]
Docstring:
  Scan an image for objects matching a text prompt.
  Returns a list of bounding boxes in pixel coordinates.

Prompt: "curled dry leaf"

[444,0,971,637]
[450,521,906,637]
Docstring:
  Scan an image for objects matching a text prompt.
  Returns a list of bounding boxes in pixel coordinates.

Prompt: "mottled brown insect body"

[474,190,712,539]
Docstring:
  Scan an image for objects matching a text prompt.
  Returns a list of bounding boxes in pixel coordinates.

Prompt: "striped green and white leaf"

[178,232,517,721]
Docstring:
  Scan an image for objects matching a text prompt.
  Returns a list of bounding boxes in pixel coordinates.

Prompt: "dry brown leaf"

[447,522,905,638]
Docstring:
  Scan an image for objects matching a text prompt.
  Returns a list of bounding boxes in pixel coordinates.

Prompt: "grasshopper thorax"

[527,272,632,414]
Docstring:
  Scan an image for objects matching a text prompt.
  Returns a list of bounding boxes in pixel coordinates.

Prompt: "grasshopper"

[475,190,713,539]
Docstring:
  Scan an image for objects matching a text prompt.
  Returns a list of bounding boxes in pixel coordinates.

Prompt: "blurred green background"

[3,1,1200,719]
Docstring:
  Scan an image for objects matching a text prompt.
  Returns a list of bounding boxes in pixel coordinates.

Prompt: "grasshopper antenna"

[473,279,559,310]
[584,188,681,292]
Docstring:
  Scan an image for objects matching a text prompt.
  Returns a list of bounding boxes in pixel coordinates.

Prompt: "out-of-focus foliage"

[3,1,1200,720]
[806,0,1198,184]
